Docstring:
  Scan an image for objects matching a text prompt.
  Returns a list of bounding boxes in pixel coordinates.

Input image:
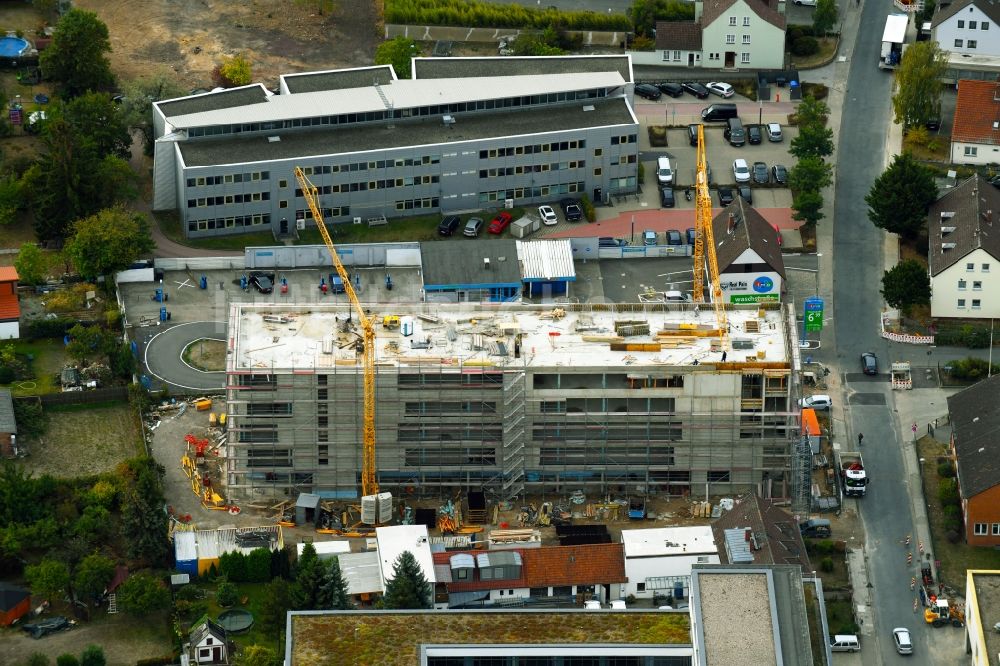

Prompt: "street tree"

[382,550,432,609]
[813,0,838,35]
[374,37,418,79]
[15,243,47,285]
[62,92,132,159]
[64,208,154,280]
[789,156,833,193]
[74,553,115,603]
[881,259,931,310]
[893,40,947,128]
[793,95,829,127]
[791,189,825,227]
[25,558,70,601]
[319,557,352,610]
[790,121,834,160]
[865,152,938,238]
[39,9,115,98]
[117,572,170,616]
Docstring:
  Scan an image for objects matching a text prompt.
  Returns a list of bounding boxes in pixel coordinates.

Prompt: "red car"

[487,211,513,234]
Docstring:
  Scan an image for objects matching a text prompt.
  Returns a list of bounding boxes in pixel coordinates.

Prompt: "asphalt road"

[828,2,936,663]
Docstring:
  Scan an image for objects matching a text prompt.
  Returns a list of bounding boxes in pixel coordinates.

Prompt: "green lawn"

[3,339,68,396]
[193,580,278,650]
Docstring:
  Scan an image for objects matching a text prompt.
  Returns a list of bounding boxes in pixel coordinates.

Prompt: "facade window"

[969,21,977,29]
[673,50,682,61]
[741,53,751,63]
[743,35,751,44]
[975,523,988,535]
[984,263,991,272]
[707,470,731,482]
[955,39,964,47]
[279,200,288,208]
[958,299,966,308]
[637,583,646,592]
[983,22,989,30]
[662,50,670,61]
[726,34,736,44]
[730,16,737,25]
[279,179,287,188]
[968,40,978,48]
[743,16,750,25]
[993,523,1000,535]
[959,279,967,290]
[594,167,602,176]
[967,262,976,271]
[958,20,965,28]
[973,299,982,308]
[594,148,603,157]
[965,146,979,157]
[974,281,982,290]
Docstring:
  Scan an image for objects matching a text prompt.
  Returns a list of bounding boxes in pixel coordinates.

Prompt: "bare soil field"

[19,403,143,477]
[74,0,380,90]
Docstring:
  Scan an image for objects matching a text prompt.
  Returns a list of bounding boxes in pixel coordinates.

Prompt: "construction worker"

[858,433,864,446]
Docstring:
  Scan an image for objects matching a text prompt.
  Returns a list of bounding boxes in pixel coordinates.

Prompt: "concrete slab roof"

[412,54,634,83]
[621,526,718,558]
[421,239,520,288]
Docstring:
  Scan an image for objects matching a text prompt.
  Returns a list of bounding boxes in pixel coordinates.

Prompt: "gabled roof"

[0,267,18,282]
[952,80,1000,146]
[702,0,786,30]
[710,493,811,570]
[948,374,1000,498]
[0,582,29,611]
[190,617,227,646]
[711,199,786,278]
[927,174,1000,276]
[655,21,703,51]
[932,0,1000,29]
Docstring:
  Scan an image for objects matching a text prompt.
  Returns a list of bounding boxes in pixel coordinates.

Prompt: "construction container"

[194,399,212,411]
[510,215,541,238]
[801,408,821,454]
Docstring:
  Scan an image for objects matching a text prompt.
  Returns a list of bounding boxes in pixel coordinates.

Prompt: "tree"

[25,558,70,601]
[291,543,325,610]
[381,550,431,609]
[788,156,833,193]
[64,208,154,280]
[66,324,111,364]
[247,548,272,583]
[216,580,238,607]
[39,9,115,98]
[62,92,132,159]
[79,646,106,666]
[216,53,253,87]
[117,457,170,567]
[233,645,280,666]
[791,189,825,227]
[881,259,931,310]
[794,95,829,127]
[790,121,834,160]
[865,152,938,238]
[12,398,47,439]
[15,244,47,286]
[893,40,947,128]
[74,553,115,603]
[119,74,186,156]
[813,0,838,35]
[0,175,22,226]
[319,557,352,610]
[258,577,292,636]
[116,572,170,616]
[55,657,78,666]
[628,0,695,37]
[374,37,418,79]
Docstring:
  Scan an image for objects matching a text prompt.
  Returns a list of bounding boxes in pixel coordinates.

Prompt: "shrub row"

[934,325,993,349]
[385,0,632,31]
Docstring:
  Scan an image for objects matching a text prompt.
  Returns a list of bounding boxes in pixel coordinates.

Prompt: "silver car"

[766,122,783,142]
[733,159,751,183]
[892,627,913,655]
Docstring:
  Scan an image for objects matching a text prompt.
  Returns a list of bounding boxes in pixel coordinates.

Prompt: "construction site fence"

[154,257,246,271]
[36,386,128,407]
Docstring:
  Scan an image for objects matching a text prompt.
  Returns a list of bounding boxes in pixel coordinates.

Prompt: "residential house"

[0,582,31,626]
[620,526,720,602]
[185,618,229,665]
[927,174,1000,319]
[654,21,703,68]
[932,0,1000,58]
[964,569,1000,665]
[712,199,786,303]
[950,79,1000,165]
[710,492,812,570]
[0,389,17,458]
[0,266,19,339]
[947,375,1000,545]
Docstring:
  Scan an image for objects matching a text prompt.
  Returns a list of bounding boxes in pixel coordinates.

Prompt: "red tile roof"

[655,21,703,51]
[0,294,20,321]
[952,80,1000,146]
[0,267,18,283]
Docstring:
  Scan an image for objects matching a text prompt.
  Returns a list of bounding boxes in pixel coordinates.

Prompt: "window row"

[479,181,586,204]
[187,191,270,207]
[973,522,1000,536]
[301,155,441,175]
[724,34,752,44]
[956,20,989,30]
[965,261,990,272]
[293,174,440,196]
[479,162,586,178]
[954,39,980,48]
[957,279,983,290]
[729,15,752,26]
[480,140,587,159]
[956,298,983,309]
[297,206,351,220]
[185,171,270,187]
[395,197,440,211]
[187,214,270,233]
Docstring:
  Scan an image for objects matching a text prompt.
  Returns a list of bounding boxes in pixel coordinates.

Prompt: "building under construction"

[225,301,803,503]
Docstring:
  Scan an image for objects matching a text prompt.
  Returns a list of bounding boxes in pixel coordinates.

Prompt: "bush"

[174,584,203,601]
[216,581,238,607]
[647,125,667,147]
[220,551,248,582]
[948,356,999,380]
[943,517,962,533]
[24,317,79,340]
[383,0,632,31]
[942,504,960,518]
[938,478,959,505]
[580,194,595,223]
[135,657,176,666]
[935,326,993,348]
[631,35,655,50]
[947,529,962,543]
[792,36,819,57]
[247,548,272,583]
[820,556,834,573]
[937,462,955,478]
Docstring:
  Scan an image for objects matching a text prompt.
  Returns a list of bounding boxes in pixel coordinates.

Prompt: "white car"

[766,122,783,142]
[892,627,913,655]
[794,0,817,5]
[707,82,734,98]
[799,394,832,410]
[733,159,751,183]
[538,205,558,226]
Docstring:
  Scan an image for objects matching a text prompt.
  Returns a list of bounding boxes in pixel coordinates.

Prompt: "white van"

[657,156,674,185]
[830,635,860,652]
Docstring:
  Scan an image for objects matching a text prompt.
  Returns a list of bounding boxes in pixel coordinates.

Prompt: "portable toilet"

[801,408,821,454]
[400,316,414,337]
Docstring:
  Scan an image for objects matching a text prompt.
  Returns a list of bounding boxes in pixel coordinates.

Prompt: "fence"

[37,386,128,407]
[154,257,245,271]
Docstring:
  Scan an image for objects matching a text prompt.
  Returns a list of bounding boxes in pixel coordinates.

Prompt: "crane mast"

[293,167,378,498]
[691,124,730,351]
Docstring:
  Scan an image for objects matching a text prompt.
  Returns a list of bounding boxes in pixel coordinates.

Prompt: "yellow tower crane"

[690,124,729,351]
[293,167,378,499]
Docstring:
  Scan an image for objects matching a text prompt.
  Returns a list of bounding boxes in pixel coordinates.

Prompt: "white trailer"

[880,14,909,70]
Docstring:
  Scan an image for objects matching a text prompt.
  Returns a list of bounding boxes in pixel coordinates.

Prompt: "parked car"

[747,124,763,145]
[658,82,684,98]
[686,227,696,245]
[487,211,513,234]
[794,0,817,5]
[861,352,878,375]
[752,161,769,184]
[798,394,832,410]
[766,122,783,142]
[248,271,274,294]
[538,205,558,226]
[718,187,735,206]
[463,217,484,237]
[561,198,583,222]
[660,187,676,208]
[800,518,832,538]
[682,81,710,99]
[771,164,788,185]
[635,83,662,101]
[599,237,627,248]
[657,156,674,185]
[438,215,461,236]
[666,229,683,245]
[733,159,751,183]
[738,184,752,204]
[892,628,913,655]
[687,123,700,146]
[706,81,735,98]
[643,230,658,246]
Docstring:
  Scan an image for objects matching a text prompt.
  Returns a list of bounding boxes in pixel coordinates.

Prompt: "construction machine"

[924,598,965,627]
[690,124,730,351]
[294,167,385,516]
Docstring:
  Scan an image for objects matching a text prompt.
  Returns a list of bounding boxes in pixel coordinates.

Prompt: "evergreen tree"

[258,577,292,636]
[318,557,352,610]
[382,551,431,609]
[291,543,324,610]
[865,152,938,238]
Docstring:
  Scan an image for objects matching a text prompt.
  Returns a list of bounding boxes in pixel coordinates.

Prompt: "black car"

[561,198,583,222]
[771,164,788,185]
[658,82,684,98]
[718,187,735,206]
[686,227,696,245]
[681,82,710,99]
[660,187,676,208]
[687,123,700,146]
[861,352,878,375]
[438,215,461,236]
[666,229,683,245]
[738,185,752,204]
[248,271,274,294]
[752,161,769,184]
[747,124,763,145]
[635,83,662,101]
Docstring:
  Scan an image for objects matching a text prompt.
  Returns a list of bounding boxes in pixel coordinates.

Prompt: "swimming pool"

[0,36,30,60]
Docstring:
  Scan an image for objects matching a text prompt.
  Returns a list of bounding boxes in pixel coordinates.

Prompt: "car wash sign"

[720,272,781,303]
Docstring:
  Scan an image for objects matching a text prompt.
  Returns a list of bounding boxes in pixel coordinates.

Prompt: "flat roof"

[156,84,271,119]
[621,526,718,558]
[281,66,395,94]
[287,609,690,666]
[337,551,383,596]
[167,72,627,129]
[376,525,436,587]
[227,303,791,372]
[413,55,633,83]
[517,239,576,281]
[179,97,635,167]
[972,571,1000,661]
[421,239,521,288]
[696,571,777,665]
